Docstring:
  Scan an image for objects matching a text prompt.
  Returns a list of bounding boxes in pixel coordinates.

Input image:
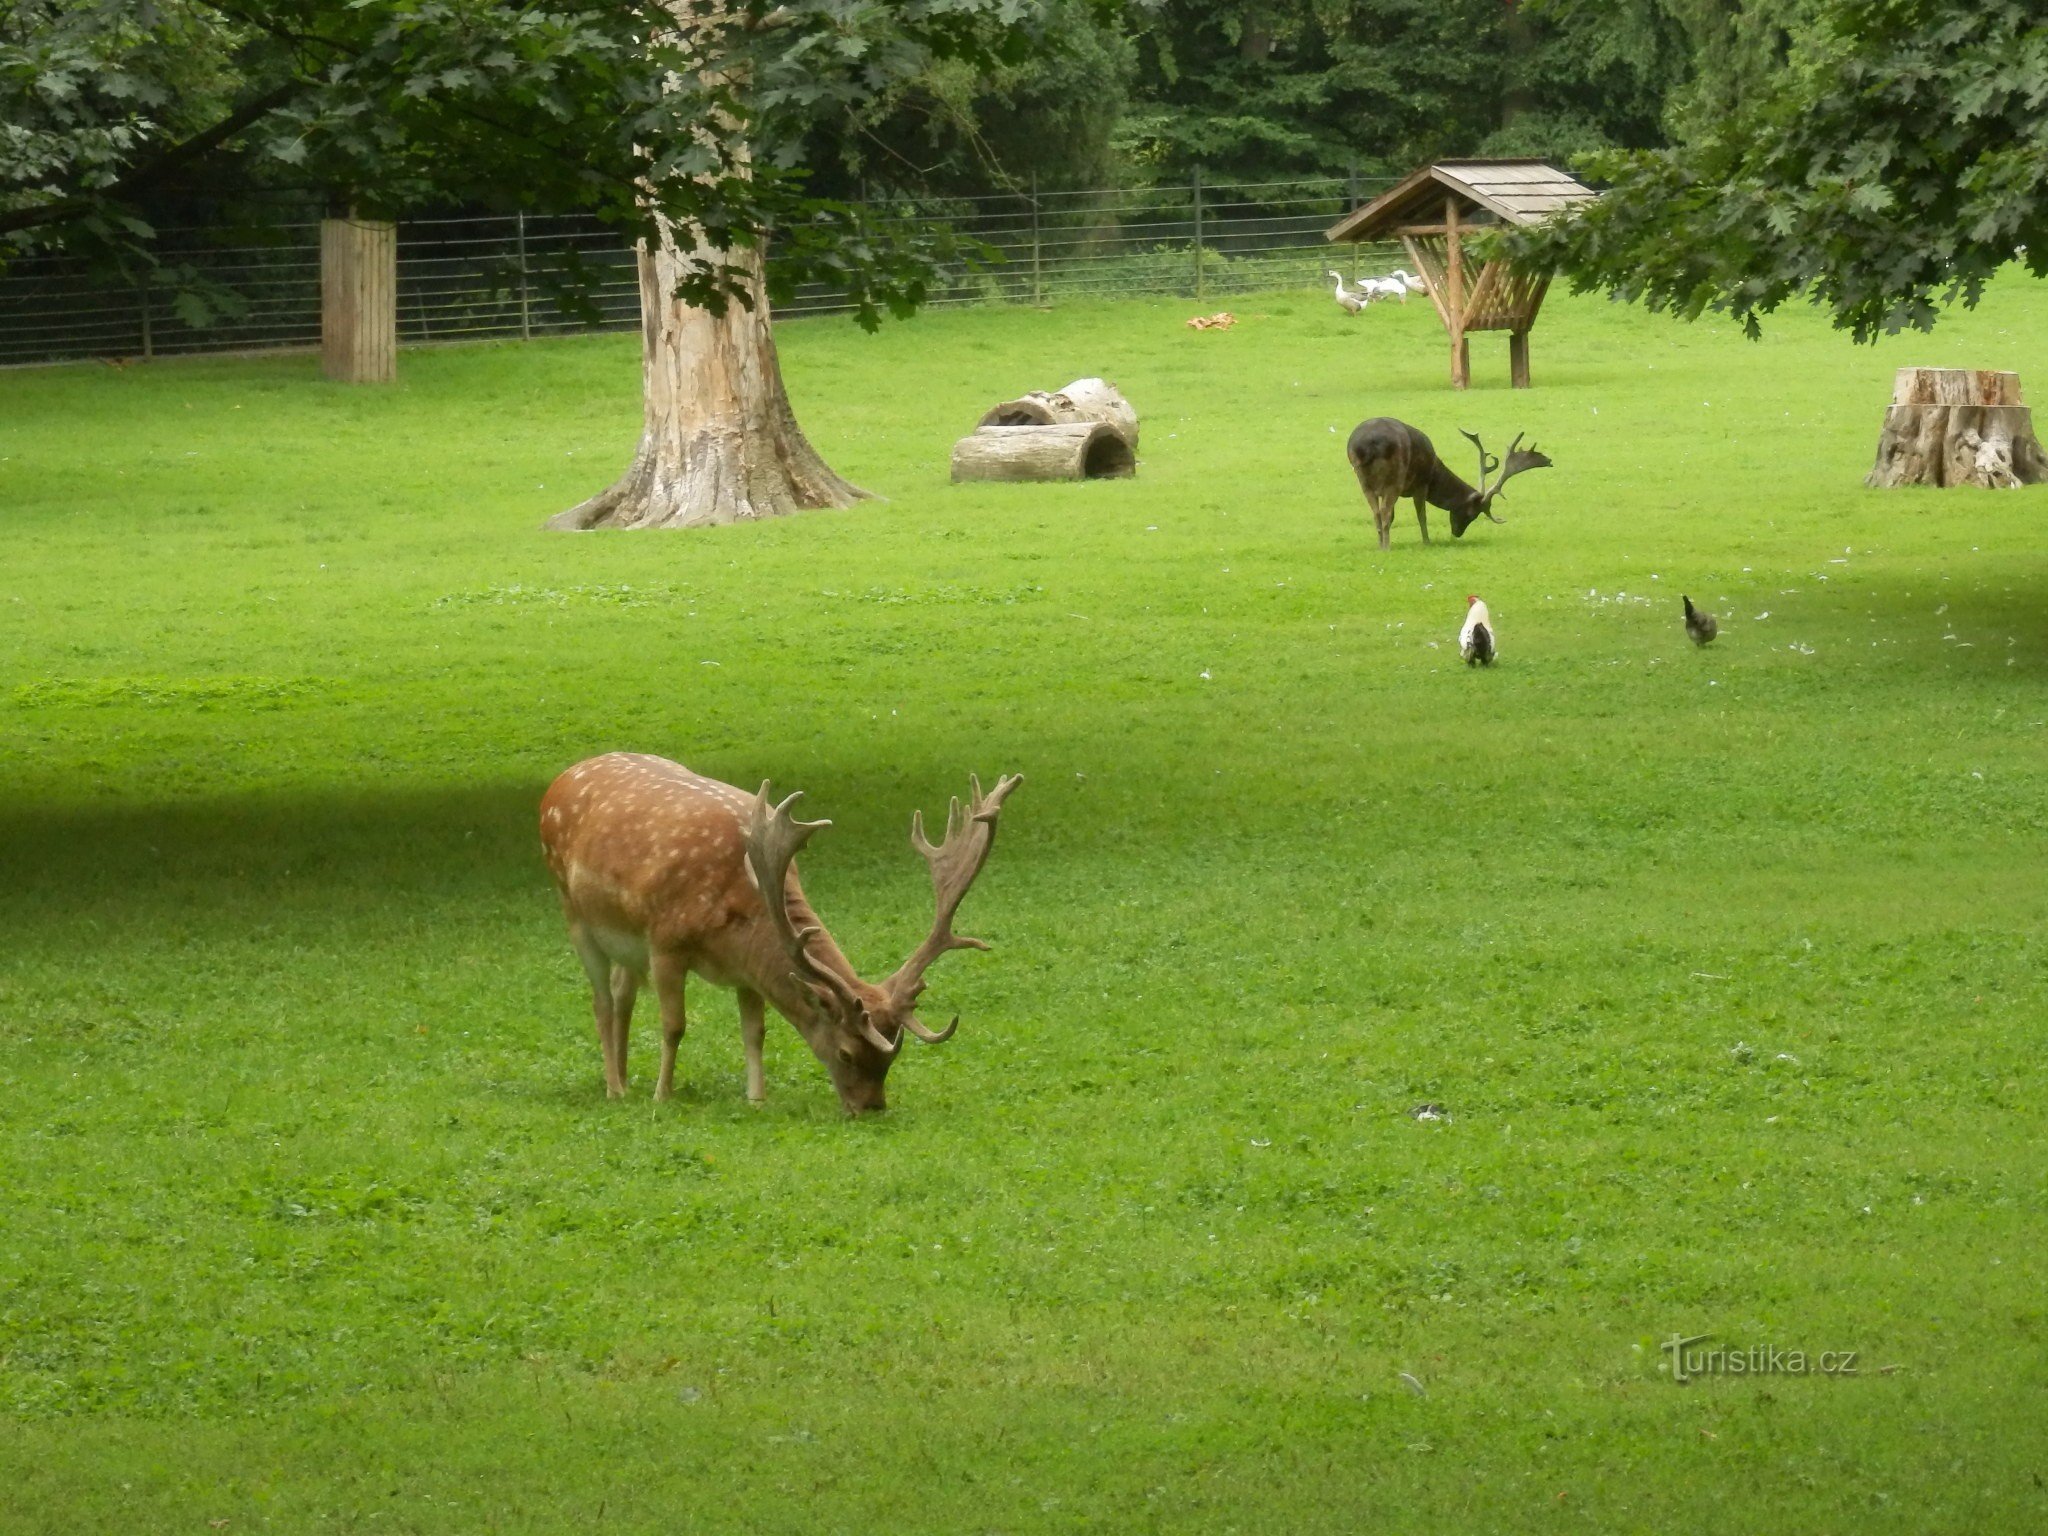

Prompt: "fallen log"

[1866,367,2048,488]
[977,377,1138,450]
[950,423,1137,483]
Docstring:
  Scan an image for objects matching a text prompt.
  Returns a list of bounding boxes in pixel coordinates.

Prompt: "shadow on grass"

[0,783,554,933]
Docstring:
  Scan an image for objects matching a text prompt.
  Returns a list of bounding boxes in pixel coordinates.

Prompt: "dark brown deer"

[539,753,1021,1114]
[1345,418,1552,550]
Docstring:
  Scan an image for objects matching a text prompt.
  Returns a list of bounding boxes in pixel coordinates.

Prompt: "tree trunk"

[1866,367,2048,488]
[950,423,1135,482]
[547,235,866,530]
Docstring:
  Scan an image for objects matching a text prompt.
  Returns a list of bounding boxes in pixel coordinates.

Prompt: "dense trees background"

[5,0,2041,341]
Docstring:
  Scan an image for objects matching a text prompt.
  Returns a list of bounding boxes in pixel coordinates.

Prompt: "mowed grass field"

[2,279,2046,1533]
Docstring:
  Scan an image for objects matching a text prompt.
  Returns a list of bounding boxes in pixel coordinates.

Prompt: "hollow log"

[977,377,1138,450]
[950,423,1136,483]
[1866,368,2048,488]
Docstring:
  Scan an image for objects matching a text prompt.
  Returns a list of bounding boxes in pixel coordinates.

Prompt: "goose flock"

[1326,268,1426,312]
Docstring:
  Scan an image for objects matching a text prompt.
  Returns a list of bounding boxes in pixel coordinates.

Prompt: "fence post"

[1191,165,1205,301]
[138,273,153,361]
[516,210,532,341]
[1348,161,1362,284]
[1029,172,1043,307]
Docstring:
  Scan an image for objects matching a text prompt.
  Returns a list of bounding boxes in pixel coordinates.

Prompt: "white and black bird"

[1326,270,1366,314]
[1683,595,1718,646]
[1460,594,1496,666]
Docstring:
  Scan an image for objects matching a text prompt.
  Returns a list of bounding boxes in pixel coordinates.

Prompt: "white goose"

[1390,268,1426,294]
[1326,270,1366,314]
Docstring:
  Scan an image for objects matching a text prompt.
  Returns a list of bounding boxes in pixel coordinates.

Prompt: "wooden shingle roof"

[1326,159,1596,243]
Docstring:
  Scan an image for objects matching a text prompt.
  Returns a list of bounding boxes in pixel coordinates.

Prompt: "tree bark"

[1865,368,2048,488]
[950,423,1135,482]
[547,233,866,530]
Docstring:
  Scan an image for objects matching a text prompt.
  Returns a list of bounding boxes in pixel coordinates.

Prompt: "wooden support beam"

[1509,329,1531,389]
[321,215,397,384]
[1445,196,1467,391]
[1401,233,1450,327]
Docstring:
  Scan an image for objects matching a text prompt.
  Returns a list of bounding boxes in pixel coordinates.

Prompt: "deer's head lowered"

[745,774,1023,1113]
[1446,430,1553,537]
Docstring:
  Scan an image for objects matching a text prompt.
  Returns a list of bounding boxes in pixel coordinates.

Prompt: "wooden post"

[1445,196,1468,390]
[321,214,397,383]
[516,210,532,342]
[1029,172,1043,307]
[1509,328,1530,389]
[137,274,153,361]
[1347,161,1361,285]
[1191,166,1205,301]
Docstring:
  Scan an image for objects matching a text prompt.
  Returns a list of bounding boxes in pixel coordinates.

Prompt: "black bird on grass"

[1683,595,1718,647]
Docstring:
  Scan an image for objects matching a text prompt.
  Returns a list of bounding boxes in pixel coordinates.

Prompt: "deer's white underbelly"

[587,923,651,976]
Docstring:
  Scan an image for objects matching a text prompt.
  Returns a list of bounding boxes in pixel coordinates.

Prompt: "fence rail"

[0,175,1402,368]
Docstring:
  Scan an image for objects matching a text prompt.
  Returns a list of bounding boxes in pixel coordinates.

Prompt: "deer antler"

[1460,429,1501,493]
[1465,430,1552,521]
[886,773,1024,1032]
[745,784,865,1026]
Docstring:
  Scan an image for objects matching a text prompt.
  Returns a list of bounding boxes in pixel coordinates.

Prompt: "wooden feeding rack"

[1326,159,1596,389]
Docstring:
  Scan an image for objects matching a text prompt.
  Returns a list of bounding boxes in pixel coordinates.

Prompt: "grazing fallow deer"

[539,753,1022,1114]
[1345,417,1552,550]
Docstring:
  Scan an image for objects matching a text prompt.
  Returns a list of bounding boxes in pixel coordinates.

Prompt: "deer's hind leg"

[1350,459,1396,552]
[652,952,689,1102]
[571,926,628,1099]
[1372,494,1397,550]
[609,966,639,1090]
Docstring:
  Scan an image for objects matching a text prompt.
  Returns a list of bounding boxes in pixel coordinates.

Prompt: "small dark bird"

[1460,594,1496,666]
[1683,595,1718,647]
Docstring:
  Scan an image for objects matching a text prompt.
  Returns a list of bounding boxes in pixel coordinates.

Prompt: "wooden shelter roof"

[1325,159,1596,243]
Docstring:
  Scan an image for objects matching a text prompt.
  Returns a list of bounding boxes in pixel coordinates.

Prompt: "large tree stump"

[1866,367,2048,488]
[977,377,1138,450]
[950,423,1136,483]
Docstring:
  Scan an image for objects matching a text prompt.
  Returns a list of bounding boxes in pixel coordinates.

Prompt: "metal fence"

[0,174,1402,368]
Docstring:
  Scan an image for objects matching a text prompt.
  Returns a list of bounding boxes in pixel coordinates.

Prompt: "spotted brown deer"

[539,754,1022,1114]
[1345,418,1552,550]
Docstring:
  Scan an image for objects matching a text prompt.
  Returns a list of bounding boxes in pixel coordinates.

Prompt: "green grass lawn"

[2,280,2045,1533]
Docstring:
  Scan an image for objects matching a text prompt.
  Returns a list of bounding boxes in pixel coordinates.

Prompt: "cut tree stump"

[950,423,1136,483]
[1866,367,2048,488]
[976,377,1138,450]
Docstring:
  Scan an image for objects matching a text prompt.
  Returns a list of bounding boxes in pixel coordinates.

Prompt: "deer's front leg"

[652,953,688,1101]
[1413,495,1430,543]
[738,987,768,1104]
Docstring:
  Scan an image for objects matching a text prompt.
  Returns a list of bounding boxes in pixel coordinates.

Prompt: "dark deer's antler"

[745,784,869,1033]
[885,773,1024,1039]
[1459,428,1500,490]
[1461,430,1552,522]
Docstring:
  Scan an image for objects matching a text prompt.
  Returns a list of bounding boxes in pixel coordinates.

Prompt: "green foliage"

[2,281,2048,1526]
[1,0,1086,327]
[1120,0,1690,180]
[1515,0,2048,341]
[811,0,1136,196]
